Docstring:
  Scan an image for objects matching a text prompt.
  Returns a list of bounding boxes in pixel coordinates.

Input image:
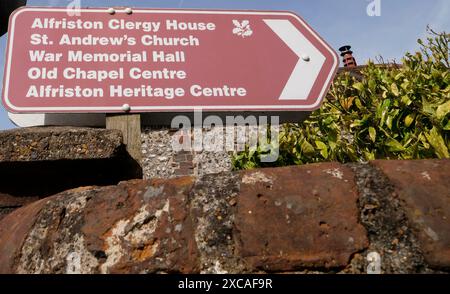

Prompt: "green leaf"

[248,146,257,158]
[329,141,337,150]
[369,127,376,142]
[424,127,449,159]
[354,98,364,110]
[320,149,329,159]
[404,114,415,127]
[323,116,334,125]
[401,80,410,90]
[315,141,327,150]
[378,99,391,127]
[385,139,405,152]
[443,121,450,131]
[391,83,400,96]
[436,100,450,120]
[364,151,376,160]
[386,115,394,130]
[301,140,315,155]
[422,98,436,115]
[401,95,412,106]
[315,141,329,159]
[350,120,363,128]
[368,79,377,92]
[394,73,404,80]
[353,82,365,92]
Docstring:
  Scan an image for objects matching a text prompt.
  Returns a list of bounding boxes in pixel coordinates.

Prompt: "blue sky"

[1,0,449,129]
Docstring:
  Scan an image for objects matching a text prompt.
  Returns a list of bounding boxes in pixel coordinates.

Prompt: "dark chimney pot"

[339,45,357,68]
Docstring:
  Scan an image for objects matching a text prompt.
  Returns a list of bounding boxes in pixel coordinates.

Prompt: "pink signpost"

[2,7,338,113]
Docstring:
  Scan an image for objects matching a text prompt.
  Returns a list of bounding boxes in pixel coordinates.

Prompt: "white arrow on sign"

[264,19,326,100]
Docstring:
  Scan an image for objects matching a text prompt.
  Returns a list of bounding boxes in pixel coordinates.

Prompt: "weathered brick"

[0,178,199,274]
[0,198,49,273]
[175,168,194,176]
[179,162,194,169]
[1,159,448,274]
[0,193,38,221]
[372,159,450,269]
[174,153,194,163]
[184,154,194,162]
[173,153,187,162]
[0,193,37,207]
[235,163,368,271]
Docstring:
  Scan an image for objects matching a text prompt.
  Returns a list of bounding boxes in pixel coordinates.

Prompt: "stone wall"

[141,127,233,179]
[1,126,448,273]
[0,127,142,219]
[0,159,448,274]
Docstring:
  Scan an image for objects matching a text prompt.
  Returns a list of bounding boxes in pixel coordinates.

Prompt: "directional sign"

[2,7,339,113]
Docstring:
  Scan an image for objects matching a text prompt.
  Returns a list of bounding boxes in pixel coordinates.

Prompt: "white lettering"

[59,34,130,46]
[29,50,63,62]
[26,85,103,98]
[141,35,199,46]
[108,19,161,32]
[68,51,147,62]
[27,67,57,80]
[166,20,216,31]
[190,85,247,97]
[110,85,185,100]
[63,68,124,82]
[129,68,186,80]
[31,18,103,30]
[152,51,185,62]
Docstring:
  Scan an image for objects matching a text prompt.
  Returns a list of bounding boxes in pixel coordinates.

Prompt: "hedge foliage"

[232,29,450,170]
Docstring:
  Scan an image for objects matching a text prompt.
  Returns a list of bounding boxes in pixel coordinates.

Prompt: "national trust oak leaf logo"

[232,20,253,38]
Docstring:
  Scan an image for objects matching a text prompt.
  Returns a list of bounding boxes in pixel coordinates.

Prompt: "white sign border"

[3,7,339,113]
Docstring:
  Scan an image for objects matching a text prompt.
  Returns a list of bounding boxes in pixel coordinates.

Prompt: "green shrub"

[233,29,449,170]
